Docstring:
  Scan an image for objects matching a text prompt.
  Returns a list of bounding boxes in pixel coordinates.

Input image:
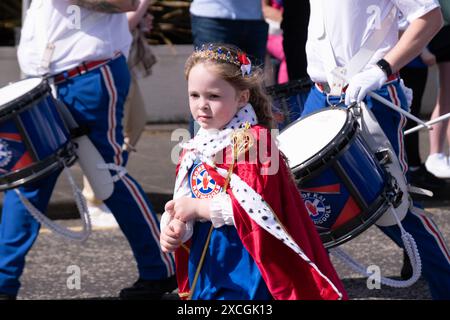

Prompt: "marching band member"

[302,0,450,299]
[0,0,175,300]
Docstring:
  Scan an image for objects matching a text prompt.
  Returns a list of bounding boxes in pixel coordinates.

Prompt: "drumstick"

[330,70,432,129]
[404,112,450,135]
[367,92,431,129]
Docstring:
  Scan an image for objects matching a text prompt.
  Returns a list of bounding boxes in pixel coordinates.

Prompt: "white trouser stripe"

[101,66,123,166]
[122,175,175,275]
[410,207,450,265]
[387,85,408,174]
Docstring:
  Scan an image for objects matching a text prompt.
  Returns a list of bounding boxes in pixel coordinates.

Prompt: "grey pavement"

[1,123,449,300]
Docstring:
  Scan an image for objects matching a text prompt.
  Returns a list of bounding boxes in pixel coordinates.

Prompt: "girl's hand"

[160,218,186,253]
[165,197,211,222]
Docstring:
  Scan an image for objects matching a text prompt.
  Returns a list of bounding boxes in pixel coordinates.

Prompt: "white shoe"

[88,203,119,228]
[425,153,450,179]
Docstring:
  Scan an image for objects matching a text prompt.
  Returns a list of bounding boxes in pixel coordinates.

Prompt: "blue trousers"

[190,15,268,66]
[0,55,174,296]
[302,81,450,299]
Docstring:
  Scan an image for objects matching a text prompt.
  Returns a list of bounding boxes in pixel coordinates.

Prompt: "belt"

[52,58,111,85]
[315,73,399,95]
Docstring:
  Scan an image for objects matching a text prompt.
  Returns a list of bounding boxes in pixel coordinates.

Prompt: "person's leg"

[281,0,310,80]
[400,67,428,168]
[267,34,288,84]
[191,15,268,65]
[237,20,269,67]
[428,63,450,155]
[190,15,231,48]
[0,171,60,297]
[57,56,175,294]
[399,67,445,189]
[378,208,450,299]
[426,62,450,178]
[368,82,450,299]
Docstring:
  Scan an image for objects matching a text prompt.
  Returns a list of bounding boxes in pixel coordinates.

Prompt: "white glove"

[399,79,413,108]
[345,66,387,105]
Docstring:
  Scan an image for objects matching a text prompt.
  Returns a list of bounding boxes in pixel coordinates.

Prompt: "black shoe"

[0,293,16,300]
[408,164,447,190]
[400,250,413,280]
[119,275,177,300]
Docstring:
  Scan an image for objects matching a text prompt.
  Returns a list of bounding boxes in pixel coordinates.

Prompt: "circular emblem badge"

[301,192,332,227]
[0,138,13,168]
[190,163,221,199]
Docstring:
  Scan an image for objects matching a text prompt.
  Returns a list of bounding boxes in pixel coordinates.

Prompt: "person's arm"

[384,7,443,73]
[165,194,234,228]
[261,0,283,23]
[71,0,139,13]
[346,7,443,104]
[126,0,151,31]
[165,197,212,222]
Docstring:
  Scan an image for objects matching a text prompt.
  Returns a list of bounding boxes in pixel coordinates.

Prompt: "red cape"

[175,125,347,300]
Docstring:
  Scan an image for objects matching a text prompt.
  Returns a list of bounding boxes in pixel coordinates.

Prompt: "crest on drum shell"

[0,138,13,168]
[301,192,331,227]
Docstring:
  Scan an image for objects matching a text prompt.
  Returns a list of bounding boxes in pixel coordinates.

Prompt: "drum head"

[277,108,349,170]
[0,78,48,115]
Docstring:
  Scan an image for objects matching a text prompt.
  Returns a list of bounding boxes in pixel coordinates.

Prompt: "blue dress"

[187,161,272,300]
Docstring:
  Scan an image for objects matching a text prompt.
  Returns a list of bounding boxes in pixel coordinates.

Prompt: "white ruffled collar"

[180,103,258,157]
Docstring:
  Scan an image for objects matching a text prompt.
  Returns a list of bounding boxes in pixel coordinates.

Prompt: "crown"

[193,44,252,76]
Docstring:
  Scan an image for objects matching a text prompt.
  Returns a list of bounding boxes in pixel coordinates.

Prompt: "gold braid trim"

[223,122,254,191]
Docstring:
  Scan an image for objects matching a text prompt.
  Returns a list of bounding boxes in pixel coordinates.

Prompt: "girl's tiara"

[193,44,252,76]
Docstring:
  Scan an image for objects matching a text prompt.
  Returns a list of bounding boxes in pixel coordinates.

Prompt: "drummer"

[0,1,176,300]
[301,0,450,299]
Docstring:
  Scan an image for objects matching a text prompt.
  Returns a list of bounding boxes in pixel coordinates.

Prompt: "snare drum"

[277,108,395,248]
[0,78,76,190]
[266,78,312,130]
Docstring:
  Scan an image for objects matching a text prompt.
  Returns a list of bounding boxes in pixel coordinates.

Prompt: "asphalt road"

[14,205,448,300]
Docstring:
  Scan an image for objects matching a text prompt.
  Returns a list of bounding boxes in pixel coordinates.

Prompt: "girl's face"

[188,63,249,130]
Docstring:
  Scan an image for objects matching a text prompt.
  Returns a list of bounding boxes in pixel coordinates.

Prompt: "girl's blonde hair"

[184,43,274,129]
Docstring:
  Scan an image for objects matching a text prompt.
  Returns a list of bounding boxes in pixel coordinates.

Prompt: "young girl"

[159,44,347,300]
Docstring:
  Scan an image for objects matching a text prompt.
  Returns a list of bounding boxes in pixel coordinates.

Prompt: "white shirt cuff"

[210,193,235,228]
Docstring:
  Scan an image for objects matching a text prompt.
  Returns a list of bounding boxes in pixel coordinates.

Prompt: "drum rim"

[0,143,76,191]
[0,78,51,119]
[319,187,392,249]
[281,107,358,178]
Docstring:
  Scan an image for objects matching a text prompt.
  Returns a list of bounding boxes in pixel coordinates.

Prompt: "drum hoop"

[320,186,392,249]
[0,79,51,120]
[0,143,76,191]
[287,108,358,180]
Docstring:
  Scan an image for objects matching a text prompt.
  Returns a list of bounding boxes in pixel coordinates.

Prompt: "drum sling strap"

[317,1,397,96]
